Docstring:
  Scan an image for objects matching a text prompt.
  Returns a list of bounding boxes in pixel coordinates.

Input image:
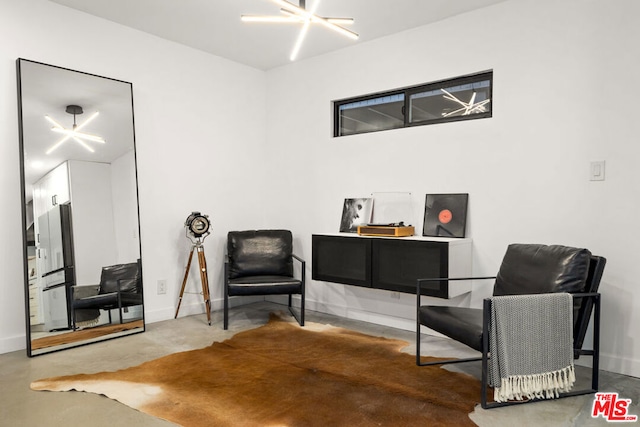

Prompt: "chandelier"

[241,0,358,61]
[44,105,105,154]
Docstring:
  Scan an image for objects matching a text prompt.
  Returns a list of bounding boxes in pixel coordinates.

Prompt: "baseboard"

[0,334,26,354]
[146,299,221,324]
[599,351,640,378]
[146,295,265,324]
[305,299,416,332]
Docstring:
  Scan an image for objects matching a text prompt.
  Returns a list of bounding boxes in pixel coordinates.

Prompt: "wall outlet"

[391,292,401,299]
[157,279,167,295]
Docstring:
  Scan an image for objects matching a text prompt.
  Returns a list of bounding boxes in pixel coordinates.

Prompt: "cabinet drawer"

[372,239,448,295]
[312,235,371,287]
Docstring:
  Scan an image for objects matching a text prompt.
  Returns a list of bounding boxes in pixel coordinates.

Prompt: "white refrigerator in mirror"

[38,203,75,331]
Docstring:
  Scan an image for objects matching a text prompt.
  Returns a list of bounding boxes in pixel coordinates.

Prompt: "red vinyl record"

[438,209,453,224]
[423,194,468,238]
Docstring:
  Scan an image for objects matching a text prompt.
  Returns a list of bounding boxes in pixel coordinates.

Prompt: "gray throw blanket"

[489,293,575,402]
[72,285,101,327]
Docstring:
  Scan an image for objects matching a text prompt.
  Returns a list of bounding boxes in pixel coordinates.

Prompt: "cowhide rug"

[32,313,481,426]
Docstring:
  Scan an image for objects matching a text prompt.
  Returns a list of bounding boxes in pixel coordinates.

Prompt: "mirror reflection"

[17,59,144,356]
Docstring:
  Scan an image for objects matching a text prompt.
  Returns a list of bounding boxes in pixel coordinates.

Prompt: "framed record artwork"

[340,198,373,233]
[423,194,469,238]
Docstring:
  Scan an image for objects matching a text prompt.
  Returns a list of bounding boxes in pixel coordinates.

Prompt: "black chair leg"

[481,298,491,409]
[224,293,229,330]
[592,294,601,390]
[287,294,305,327]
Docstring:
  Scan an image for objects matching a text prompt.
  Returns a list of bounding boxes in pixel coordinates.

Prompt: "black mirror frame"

[16,58,144,357]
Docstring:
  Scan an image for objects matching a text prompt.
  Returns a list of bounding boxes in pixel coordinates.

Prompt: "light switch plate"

[590,161,605,181]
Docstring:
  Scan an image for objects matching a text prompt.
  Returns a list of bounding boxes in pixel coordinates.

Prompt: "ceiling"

[48,0,507,70]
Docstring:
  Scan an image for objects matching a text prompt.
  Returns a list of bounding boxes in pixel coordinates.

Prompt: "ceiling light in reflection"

[45,106,105,154]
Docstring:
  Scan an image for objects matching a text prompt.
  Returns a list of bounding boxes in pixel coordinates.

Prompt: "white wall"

[1,0,639,379]
[68,160,116,284]
[264,0,640,377]
[111,150,140,264]
[0,0,267,352]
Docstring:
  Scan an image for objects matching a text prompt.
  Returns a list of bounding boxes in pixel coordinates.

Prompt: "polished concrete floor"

[1,302,638,426]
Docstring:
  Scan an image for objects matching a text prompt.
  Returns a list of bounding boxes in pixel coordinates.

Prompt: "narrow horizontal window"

[334,71,492,137]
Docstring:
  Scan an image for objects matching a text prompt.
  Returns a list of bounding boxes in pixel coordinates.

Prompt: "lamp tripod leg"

[175,246,195,319]
[197,246,212,325]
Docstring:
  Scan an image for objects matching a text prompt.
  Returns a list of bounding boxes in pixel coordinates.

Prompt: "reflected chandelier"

[241,0,358,61]
[44,105,105,154]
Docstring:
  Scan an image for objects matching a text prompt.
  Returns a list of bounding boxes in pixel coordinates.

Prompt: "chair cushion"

[73,291,143,309]
[72,292,119,309]
[227,275,302,296]
[227,230,293,279]
[493,244,591,296]
[419,306,484,352]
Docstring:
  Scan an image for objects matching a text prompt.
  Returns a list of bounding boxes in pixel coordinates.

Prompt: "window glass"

[409,78,491,124]
[334,71,492,137]
[337,93,404,136]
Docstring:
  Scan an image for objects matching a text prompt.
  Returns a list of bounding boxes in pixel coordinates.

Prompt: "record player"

[357,222,415,237]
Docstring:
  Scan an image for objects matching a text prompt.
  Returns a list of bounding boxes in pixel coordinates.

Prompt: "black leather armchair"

[71,260,143,329]
[224,230,305,330]
[417,244,605,409]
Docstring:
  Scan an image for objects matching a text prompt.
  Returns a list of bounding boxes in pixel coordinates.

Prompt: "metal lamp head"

[185,212,210,240]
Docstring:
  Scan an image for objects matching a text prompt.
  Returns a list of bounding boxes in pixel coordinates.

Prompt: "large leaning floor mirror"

[17,59,144,356]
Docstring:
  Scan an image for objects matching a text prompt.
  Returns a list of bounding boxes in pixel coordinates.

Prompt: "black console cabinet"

[312,234,472,298]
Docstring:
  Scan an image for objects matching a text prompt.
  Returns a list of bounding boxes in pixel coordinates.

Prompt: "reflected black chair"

[416,244,605,409]
[71,260,143,329]
[224,230,305,330]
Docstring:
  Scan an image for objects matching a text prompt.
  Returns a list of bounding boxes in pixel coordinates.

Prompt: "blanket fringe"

[494,364,575,402]
[75,318,100,329]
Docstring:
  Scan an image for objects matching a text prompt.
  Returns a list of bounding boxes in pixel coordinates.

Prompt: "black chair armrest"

[292,254,305,282]
[417,276,496,283]
[571,291,600,298]
[417,276,496,296]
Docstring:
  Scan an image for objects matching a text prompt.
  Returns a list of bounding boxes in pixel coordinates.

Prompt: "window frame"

[333,70,493,137]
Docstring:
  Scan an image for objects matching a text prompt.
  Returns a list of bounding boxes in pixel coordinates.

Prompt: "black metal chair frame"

[415,257,604,409]
[71,261,143,329]
[223,254,305,330]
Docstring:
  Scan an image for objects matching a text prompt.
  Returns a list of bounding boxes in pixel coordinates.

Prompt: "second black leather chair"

[71,260,143,329]
[416,244,606,409]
